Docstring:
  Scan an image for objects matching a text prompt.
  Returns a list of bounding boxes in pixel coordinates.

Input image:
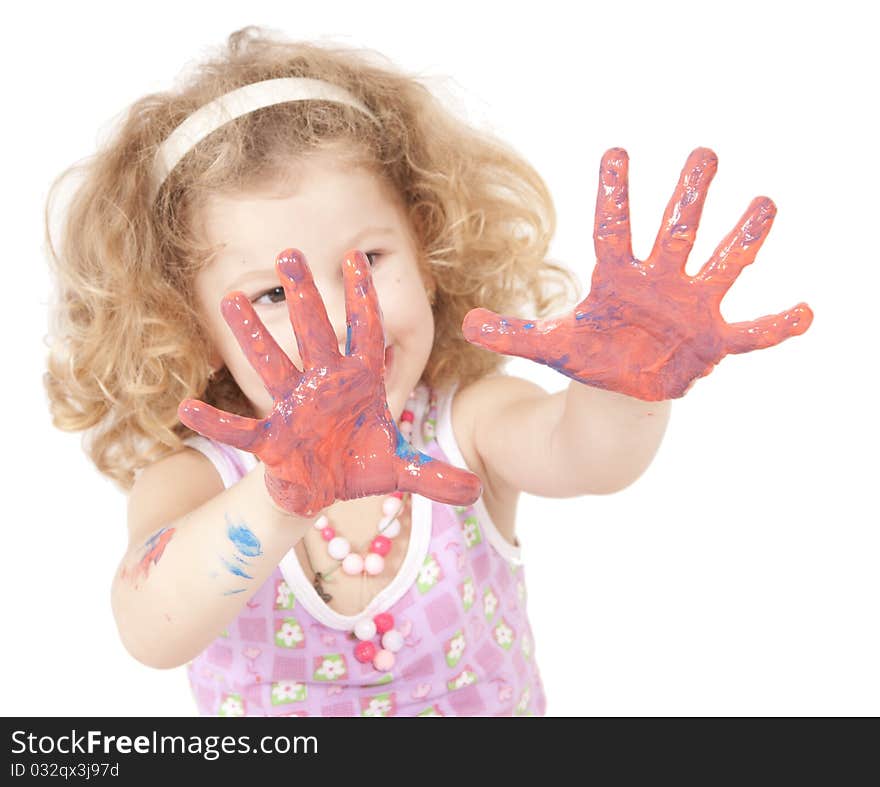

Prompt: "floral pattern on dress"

[460,577,475,612]
[274,579,296,610]
[493,619,515,650]
[313,654,347,682]
[445,629,466,667]
[417,553,443,594]
[218,693,244,717]
[270,681,307,705]
[483,587,498,621]
[274,617,305,648]
[447,666,478,691]
[515,686,531,716]
[360,692,396,717]
[462,515,482,549]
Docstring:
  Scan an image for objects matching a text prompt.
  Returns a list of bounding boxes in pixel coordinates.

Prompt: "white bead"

[341,553,364,575]
[313,514,329,530]
[382,629,404,652]
[364,553,385,575]
[382,497,403,517]
[378,516,401,539]
[354,617,377,641]
[328,536,350,561]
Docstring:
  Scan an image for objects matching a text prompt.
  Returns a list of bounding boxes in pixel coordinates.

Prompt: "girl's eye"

[252,253,381,305]
[253,286,286,305]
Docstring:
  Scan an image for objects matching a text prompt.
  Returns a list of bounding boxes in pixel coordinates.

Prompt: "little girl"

[44,26,812,717]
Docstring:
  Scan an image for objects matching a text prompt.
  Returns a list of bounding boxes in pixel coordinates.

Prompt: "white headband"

[149,77,379,202]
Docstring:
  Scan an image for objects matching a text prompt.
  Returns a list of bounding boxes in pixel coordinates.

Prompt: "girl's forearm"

[551,381,672,494]
[111,463,312,670]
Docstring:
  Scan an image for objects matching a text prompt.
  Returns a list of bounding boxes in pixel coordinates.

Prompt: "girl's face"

[192,151,436,421]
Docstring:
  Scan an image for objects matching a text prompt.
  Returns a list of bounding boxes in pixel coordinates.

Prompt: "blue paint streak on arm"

[226,515,263,558]
[223,588,247,596]
[345,323,352,355]
[142,526,171,549]
[523,322,535,329]
[220,557,254,580]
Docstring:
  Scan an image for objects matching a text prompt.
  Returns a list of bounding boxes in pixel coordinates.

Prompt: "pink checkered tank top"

[183,381,547,717]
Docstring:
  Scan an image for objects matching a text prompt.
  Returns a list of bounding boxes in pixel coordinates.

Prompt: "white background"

[4,0,877,716]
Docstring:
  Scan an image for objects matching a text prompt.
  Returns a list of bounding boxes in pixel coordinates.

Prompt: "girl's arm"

[461,373,670,498]
[110,448,312,670]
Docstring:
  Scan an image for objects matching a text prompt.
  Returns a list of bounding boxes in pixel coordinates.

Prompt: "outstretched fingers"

[649,147,719,273]
[343,249,386,376]
[696,196,777,299]
[220,291,298,400]
[178,398,265,453]
[723,303,814,355]
[461,308,550,360]
[276,249,342,370]
[594,147,634,266]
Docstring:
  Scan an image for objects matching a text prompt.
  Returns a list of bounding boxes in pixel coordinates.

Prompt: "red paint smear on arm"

[132,527,176,583]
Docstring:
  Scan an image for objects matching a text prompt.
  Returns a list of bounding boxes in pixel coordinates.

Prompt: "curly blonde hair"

[44,25,582,491]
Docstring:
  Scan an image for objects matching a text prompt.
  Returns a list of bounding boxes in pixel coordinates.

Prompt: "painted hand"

[462,147,814,401]
[179,249,482,517]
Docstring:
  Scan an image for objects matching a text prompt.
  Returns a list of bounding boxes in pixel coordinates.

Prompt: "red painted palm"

[179,249,482,517]
[462,148,813,401]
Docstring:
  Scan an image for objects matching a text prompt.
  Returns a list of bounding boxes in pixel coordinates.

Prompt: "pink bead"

[342,553,364,575]
[373,649,395,671]
[374,613,394,634]
[370,536,392,557]
[364,553,384,576]
[321,526,335,541]
[355,641,376,664]
[392,491,403,499]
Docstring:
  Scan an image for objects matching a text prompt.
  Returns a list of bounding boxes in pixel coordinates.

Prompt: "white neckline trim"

[435,382,523,566]
[279,491,432,631]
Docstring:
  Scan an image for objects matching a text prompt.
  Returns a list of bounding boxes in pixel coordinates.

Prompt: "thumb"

[461,307,549,359]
